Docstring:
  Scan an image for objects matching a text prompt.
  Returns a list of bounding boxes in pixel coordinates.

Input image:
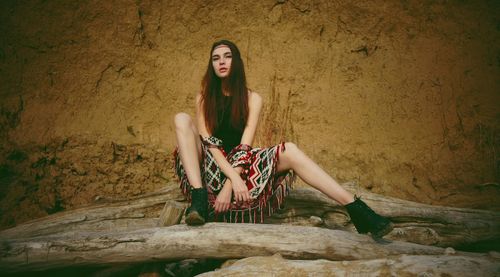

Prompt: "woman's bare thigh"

[175,112,203,163]
[189,119,203,161]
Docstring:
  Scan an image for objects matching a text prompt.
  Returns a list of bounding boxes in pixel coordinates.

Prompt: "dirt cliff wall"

[0,0,499,228]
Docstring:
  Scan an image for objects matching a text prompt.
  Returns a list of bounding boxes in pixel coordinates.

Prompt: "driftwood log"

[0,186,185,239]
[0,182,499,273]
[1,182,498,250]
[0,223,493,273]
[198,253,500,277]
[274,183,500,249]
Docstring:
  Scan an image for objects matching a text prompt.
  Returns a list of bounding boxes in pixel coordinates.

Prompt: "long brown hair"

[200,40,249,134]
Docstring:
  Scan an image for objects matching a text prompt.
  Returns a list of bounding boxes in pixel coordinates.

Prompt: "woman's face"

[212,45,232,78]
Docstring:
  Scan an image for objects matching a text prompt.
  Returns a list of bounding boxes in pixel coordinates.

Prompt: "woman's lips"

[219,68,227,72]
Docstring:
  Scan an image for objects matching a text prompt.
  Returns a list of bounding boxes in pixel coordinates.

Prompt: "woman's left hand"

[230,175,250,203]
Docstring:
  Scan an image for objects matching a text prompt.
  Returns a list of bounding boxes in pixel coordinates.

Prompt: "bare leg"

[174,113,203,188]
[276,142,354,205]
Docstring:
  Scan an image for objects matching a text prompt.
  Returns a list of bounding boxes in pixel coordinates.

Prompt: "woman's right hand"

[230,175,250,203]
[214,180,232,213]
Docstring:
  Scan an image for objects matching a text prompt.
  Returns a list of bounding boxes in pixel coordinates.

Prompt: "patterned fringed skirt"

[173,136,296,223]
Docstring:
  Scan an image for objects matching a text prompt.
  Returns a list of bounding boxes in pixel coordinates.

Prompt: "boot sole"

[185,211,206,226]
[371,222,394,238]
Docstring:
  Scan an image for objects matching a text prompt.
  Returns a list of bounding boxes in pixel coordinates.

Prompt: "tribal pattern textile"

[173,136,295,223]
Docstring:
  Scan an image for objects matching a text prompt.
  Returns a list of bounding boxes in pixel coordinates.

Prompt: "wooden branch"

[0,223,482,273]
[198,253,500,277]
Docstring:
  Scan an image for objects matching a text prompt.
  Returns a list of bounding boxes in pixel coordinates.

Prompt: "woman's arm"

[231,91,262,175]
[240,91,263,147]
[226,91,263,175]
[195,94,240,182]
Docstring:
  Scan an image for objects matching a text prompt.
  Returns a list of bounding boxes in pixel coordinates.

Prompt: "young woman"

[173,40,393,239]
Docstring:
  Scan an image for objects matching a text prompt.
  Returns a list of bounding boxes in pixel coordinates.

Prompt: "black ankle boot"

[185,187,208,226]
[344,196,393,238]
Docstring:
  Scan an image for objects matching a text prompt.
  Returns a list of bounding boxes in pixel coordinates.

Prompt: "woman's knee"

[174,113,192,130]
[281,142,298,165]
[277,142,297,171]
[284,142,298,153]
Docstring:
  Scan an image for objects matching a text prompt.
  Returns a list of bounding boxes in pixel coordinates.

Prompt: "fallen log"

[0,186,185,239]
[1,182,499,251]
[198,253,500,277]
[0,223,484,273]
[270,183,500,249]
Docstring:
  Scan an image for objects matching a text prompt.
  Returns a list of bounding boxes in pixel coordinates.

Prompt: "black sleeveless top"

[213,96,244,154]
